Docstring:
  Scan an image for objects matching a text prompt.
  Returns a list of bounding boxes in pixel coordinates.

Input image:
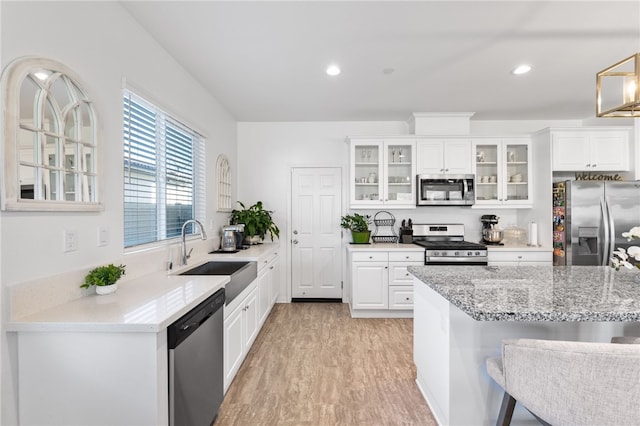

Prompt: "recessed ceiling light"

[512,64,532,75]
[326,65,341,76]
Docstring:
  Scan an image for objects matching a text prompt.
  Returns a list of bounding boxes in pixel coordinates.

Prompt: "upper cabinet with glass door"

[1,57,101,211]
[349,138,416,209]
[473,138,532,208]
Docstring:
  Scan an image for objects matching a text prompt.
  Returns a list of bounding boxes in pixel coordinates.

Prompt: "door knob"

[293,239,299,244]
[293,230,298,235]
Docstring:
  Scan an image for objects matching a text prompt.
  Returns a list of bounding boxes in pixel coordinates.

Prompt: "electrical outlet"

[97,226,109,247]
[63,229,78,252]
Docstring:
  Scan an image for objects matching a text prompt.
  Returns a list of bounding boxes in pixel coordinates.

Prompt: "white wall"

[0,3,237,424]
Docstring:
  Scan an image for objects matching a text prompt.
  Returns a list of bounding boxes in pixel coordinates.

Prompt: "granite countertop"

[408,265,640,322]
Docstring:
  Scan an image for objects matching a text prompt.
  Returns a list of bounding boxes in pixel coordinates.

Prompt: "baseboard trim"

[291,298,342,303]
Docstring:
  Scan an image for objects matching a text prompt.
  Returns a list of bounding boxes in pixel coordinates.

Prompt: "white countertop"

[345,242,551,252]
[345,242,423,252]
[8,243,280,333]
[486,244,552,252]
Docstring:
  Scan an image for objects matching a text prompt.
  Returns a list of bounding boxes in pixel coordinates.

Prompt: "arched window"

[1,57,100,211]
[217,155,232,212]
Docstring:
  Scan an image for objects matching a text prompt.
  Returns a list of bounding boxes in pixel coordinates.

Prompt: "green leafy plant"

[340,213,371,233]
[230,201,280,241]
[81,264,126,288]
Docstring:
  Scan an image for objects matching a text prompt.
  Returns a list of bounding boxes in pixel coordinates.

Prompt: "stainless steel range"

[412,224,487,265]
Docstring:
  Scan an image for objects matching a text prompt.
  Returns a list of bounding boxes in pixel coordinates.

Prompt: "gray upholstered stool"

[486,337,640,426]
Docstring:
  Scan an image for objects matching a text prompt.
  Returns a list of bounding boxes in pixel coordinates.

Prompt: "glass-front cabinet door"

[349,138,416,208]
[351,140,384,207]
[504,141,530,205]
[384,141,415,206]
[474,141,500,204]
[473,138,531,207]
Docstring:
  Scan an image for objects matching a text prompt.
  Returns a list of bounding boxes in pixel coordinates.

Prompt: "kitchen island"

[409,265,640,426]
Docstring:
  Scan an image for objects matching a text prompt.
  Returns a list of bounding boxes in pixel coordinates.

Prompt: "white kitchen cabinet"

[487,248,552,266]
[352,259,388,309]
[551,129,630,171]
[348,249,421,317]
[224,282,258,392]
[473,138,532,208]
[388,251,422,310]
[416,139,472,175]
[349,138,416,209]
[268,253,280,305]
[257,250,279,326]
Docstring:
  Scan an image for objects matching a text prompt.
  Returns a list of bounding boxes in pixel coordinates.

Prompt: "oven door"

[417,174,475,206]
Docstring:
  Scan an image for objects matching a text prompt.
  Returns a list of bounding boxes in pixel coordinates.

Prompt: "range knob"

[475,251,481,256]
[467,251,473,256]
[434,251,440,256]
[454,251,460,256]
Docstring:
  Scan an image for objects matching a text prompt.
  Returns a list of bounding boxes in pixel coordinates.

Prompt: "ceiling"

[121,1,640,122]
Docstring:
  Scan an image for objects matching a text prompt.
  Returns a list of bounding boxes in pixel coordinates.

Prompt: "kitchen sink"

[180,261,257,305]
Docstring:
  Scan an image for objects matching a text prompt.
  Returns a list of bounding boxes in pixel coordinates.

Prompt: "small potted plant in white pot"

[81,264,126,295]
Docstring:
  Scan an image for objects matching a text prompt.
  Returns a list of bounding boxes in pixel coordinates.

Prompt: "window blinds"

[123,90,205,248]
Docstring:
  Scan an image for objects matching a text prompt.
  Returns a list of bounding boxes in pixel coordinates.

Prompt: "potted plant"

[341,213,372,244]
[230,201,280,244]
[81,264,126,295]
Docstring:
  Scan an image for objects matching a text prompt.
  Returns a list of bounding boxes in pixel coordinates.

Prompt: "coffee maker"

[480,214,503,245]
[221,225,238,252]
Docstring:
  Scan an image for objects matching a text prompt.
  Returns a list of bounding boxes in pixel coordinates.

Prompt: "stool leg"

[496,391,516,426]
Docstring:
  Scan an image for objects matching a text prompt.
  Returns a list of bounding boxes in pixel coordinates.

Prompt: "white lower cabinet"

[349,249,422,317]
[487,248,552,266]
[224,283,258,392]
[224,249,279,392]
[388,252,422,309]
[352,259,389,309]
[258,251,279,326]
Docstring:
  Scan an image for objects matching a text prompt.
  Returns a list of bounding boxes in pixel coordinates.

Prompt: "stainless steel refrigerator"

[553,180,640,266]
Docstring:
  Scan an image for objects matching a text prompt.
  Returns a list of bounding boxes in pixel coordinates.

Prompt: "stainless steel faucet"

[181,219,207,266]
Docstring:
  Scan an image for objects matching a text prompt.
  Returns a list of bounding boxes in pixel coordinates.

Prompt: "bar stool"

[486,337,640,426]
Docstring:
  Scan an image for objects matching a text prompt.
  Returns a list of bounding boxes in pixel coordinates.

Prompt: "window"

[216,155,232,212]
[123,90,205,248]
[1,57,100,211]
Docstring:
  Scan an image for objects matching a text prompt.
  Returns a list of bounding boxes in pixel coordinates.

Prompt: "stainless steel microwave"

[417,174,475,206]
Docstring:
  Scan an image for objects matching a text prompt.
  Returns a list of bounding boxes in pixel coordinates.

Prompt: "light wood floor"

[215,302,436,426]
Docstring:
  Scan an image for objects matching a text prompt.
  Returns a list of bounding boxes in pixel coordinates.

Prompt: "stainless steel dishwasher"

[168,288,225,426]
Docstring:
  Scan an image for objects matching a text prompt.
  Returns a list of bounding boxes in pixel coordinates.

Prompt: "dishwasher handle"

[168,288,225,349]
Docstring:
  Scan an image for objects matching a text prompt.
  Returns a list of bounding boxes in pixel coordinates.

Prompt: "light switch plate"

[63,229,78,252]
[98,226,109,247]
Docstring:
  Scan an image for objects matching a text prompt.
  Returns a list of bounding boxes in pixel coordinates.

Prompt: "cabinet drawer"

[389,286,413,310]
[389,262,423,285]
[487,250,552,263]
[388,251,423,262]
[351,252,388,262]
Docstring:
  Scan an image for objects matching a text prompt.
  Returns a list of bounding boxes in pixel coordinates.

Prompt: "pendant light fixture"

[596,53,640,117]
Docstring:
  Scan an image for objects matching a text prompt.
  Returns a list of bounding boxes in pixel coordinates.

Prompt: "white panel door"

[291,167,342,299]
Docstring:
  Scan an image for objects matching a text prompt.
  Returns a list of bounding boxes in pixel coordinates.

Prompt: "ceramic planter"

[351,231,371,244]
[95,282,118,295]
